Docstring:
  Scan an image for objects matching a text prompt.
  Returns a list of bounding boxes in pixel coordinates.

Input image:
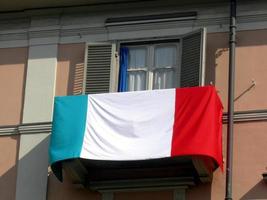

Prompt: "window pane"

[128,48,147,68]
[128,71,147,91]
[153,69,173,89]
[154,46,176,68]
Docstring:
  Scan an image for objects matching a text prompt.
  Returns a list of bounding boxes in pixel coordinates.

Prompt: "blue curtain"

[118,47,129,92]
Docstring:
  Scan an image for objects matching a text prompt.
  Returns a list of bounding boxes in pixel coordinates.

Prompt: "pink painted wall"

[0,135,20,200]
[0,47,27,125]
[0,47,27,200]
[56,43,85,96]
[207,30,267,111]
[187,30,267,199]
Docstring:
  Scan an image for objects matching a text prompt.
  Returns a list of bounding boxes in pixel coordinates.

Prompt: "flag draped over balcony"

[49,86,223,173]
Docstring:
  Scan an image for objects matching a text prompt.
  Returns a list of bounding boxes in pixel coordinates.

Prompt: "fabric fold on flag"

[49,86,223,180]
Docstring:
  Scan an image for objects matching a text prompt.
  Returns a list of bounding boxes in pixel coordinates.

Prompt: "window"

[83,28,206,94]
[125,42,179,91]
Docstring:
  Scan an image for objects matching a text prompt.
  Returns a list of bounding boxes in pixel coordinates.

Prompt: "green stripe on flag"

[49,95,88,164]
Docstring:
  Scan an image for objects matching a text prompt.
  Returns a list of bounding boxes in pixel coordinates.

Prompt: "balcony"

[49,86,223,191]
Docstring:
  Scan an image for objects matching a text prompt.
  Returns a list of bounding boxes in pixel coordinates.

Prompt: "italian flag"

[50,86,223,169]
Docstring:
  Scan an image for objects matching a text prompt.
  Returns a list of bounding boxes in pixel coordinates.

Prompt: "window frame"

[82,28,206,94]
[119,38,181,91]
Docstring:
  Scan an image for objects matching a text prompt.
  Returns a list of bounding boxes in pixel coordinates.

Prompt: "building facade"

[0,0,267,200]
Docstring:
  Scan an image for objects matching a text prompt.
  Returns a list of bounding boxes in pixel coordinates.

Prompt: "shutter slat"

[85,44,112,94]
[87,62,112,65]
[180,29,205,87]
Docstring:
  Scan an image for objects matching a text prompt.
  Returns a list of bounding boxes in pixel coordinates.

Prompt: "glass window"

[127,47,148,91]
[125,42,179,91]
[153,69,174,89]
[153,45,177,89]
[128,72,147,91]
[154,45,176,68]
[128,48,147,68]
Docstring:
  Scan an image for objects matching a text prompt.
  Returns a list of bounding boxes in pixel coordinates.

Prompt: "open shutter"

[83,43,117,94]
[180,28,206,87]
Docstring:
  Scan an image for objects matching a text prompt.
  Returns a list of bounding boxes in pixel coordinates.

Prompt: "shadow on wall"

[14,134,50,200]
[0,133,100,200]
[56,43,85,96]
[47,170,101,200]
[240,180,267,200]
[205,33,228,86]
[69,63,84,95]
[186,183,212,200]
[205,30,267,86]
[0,134,50,200]
[0,135,20,200]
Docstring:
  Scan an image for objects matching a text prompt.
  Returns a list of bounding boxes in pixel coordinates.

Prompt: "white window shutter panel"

[83,43,117,94]
[180,28,206,87]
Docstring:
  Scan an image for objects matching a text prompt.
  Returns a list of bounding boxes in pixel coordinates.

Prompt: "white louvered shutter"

[83,44,115,94]
[180,28,206,87]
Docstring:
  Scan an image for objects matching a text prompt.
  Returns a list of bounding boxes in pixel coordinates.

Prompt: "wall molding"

[223,110,267,123]
[0,126,18,136]
[0,122,51,136]
[0,110,266,136]
[0,14,267,42]
[1,2,267,47]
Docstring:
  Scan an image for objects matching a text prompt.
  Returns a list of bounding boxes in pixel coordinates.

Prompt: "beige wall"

[0,47,27,125]
[56,43,85,96]
[0,47,26,200]
[207,30,267,111]
[186,29,267,199]
[0,135,20,200]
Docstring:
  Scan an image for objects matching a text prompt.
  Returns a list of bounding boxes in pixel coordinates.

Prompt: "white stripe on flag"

[80,89,176,160]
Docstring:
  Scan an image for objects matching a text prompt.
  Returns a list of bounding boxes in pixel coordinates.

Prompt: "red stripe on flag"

[171,86,223,169]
